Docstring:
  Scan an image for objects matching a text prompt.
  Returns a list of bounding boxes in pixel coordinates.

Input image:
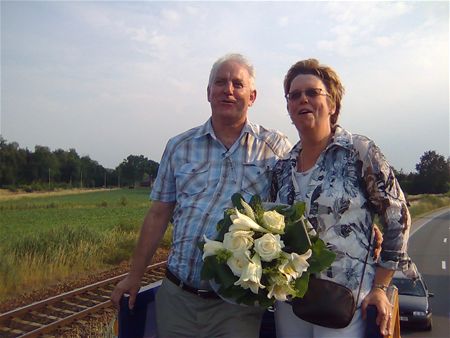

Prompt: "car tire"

[425,318,432,331]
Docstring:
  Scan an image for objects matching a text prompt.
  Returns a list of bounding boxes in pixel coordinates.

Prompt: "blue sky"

[1,1,448,172]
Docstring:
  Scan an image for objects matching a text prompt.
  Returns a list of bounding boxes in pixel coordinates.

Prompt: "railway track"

[0,261,167,338]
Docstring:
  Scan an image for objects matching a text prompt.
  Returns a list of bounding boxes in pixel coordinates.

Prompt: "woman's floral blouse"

[270,126,412,304]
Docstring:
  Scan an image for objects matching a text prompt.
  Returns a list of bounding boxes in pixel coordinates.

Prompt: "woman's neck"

[297,129,332,172]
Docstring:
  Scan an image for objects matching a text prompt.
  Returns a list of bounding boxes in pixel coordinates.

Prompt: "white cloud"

[278,16,289,27]
[2,1,447,171]
[161,9,180,23]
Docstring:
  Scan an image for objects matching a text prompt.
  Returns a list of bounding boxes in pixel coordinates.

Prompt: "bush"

[119,196,128,206]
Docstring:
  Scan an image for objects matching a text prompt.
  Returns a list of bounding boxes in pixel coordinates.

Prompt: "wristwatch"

[373,283,388,292]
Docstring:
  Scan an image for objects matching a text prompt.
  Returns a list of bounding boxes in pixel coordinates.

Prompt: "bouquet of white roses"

[199,193,335,307]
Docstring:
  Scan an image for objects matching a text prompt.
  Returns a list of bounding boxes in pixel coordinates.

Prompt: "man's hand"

[110,201,175,311]
[373,224,383,261]
[111,275,142,310]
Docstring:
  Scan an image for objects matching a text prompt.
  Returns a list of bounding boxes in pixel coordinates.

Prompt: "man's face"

[207,61,256,124]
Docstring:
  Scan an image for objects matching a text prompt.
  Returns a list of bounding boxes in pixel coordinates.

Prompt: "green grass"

[0,189,150,240]
[408,193,450,218]
[0,189,447,302]
[0,188,173,301]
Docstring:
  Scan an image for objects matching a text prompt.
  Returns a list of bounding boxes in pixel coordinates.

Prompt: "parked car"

[392,269,434,330]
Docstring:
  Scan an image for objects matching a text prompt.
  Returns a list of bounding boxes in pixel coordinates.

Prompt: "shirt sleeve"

[150,139,177,202]
[359,139,411,271]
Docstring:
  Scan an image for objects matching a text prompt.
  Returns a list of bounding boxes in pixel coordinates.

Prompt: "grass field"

[0,188,172,301]
[0,188,448,302]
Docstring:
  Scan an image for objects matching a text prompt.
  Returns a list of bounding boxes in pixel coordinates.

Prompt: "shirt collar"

[193,117,257,140]
[287,125,354,162]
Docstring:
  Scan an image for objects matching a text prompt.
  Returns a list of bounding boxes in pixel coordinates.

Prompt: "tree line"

[0,137,159,191]
[395,150,449,195]
[0,137,448,194]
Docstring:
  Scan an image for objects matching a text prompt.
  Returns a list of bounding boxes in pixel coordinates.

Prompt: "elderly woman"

[270,59,412,337]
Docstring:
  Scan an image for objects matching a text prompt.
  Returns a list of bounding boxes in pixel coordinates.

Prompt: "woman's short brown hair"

[284,59,345,127]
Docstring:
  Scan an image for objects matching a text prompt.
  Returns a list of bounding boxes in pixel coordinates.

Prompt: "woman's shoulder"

[334,126,380,158]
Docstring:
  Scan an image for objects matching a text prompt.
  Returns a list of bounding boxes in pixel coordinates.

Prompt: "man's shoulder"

[248,121,289,141]
[166,122,207,148]
[247,121,292,157]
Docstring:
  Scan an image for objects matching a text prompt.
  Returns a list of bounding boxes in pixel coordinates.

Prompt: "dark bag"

[291,226,373,329]
[291,277,356,329]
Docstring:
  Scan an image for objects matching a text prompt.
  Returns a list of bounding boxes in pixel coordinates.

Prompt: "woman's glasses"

[285,88,330,102]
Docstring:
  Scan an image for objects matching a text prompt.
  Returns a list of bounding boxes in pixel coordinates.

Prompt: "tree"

[56,148,81,185]
[0,137,27,186]
[30,145,59,184]
[414,150,450,194]
[116,155,159,187]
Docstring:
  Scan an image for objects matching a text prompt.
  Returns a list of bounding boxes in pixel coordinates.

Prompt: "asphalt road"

[401,208,450,338]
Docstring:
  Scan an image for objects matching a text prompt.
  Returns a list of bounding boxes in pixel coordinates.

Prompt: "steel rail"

[0,261,167,338]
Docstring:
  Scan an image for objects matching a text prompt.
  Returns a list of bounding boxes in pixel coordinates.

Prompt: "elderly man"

[111,53,291,338]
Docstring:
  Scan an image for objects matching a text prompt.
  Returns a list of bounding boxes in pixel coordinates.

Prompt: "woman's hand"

[373,224,383,261]
[361,287,393,336]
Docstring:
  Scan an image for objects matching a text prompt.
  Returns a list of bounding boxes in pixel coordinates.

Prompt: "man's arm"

[111,200,175,310]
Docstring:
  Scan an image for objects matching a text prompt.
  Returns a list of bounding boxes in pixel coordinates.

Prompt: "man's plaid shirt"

[151,118,291,288]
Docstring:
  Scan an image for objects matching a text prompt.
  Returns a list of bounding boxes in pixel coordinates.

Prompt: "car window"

[392,278,426,297]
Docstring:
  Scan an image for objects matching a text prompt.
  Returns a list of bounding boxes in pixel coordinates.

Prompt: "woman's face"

[286,74,335,136]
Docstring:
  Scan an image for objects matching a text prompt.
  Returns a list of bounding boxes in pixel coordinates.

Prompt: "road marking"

[442,261,447,270]
[445,238,448,243]
[410,208,450,237]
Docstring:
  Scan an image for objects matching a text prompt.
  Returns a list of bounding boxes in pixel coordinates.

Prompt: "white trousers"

[275,301,365,338]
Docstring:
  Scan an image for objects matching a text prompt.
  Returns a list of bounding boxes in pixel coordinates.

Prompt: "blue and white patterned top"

[151,118,292,288]
[270,126,412,305]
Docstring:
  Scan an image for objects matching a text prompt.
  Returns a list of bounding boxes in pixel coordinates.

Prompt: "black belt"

[165,269,219,299]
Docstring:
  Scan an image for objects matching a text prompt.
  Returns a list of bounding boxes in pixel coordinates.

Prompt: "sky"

[1,1,449,173]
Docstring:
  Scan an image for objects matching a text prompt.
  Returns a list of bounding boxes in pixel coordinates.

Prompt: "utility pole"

[80,170,83,188]
[104,171,106,188]
[48,168,51,188]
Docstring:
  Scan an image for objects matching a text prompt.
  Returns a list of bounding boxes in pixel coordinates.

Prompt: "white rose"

[234,253,265,294]
[262,210,285,233]
[202,235,224,260]
[227,251,251,277]
[229,208,269,233]
[278,249,312,281]
[254,233,284,262]
[223,230,254,254]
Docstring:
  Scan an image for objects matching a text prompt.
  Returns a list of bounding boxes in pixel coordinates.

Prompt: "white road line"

[444,238,448,243]
[442,261,447,270]
[410,208,450,237]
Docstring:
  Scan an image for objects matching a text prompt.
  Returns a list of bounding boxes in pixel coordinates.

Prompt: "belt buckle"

[197,289,212,298]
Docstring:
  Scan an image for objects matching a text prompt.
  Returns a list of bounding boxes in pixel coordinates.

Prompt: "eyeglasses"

[285,88,330,102]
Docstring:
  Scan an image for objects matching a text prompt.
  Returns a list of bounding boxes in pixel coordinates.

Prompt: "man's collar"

[194,118,256,140]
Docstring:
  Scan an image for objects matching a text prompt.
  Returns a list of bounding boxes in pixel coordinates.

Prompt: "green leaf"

[197,239,205,252]
[293,272,310,298]
[216,209,233,241]
[201,256,217,280]
[283,201,305,223]
[249,195,265,225]
[220,284,248,300]
[282,218,311,254]
[214,264,237,289]
[231,193,245,209]
[307,239,336,273]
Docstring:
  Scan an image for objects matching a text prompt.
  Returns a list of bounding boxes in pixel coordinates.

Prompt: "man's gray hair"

[208,53,255,89]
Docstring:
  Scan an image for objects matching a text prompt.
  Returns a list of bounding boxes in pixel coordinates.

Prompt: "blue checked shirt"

[151,118,291,288]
